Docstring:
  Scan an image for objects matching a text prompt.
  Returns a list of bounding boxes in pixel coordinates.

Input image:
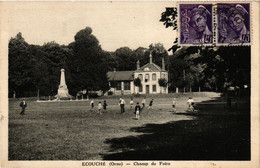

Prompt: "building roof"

[135,63,166,72]
[107,71,134,81]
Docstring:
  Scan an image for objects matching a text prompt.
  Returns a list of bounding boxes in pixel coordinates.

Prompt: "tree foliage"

[114,47,134,70]
[158,78,168,88]
[134,78,142,87]
[149,43,168,68]
[9,33,34,97]
[8,28,111,97]
[68,27,109,94]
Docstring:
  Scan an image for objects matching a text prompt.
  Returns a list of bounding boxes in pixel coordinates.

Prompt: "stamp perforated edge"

[177,1,252,46]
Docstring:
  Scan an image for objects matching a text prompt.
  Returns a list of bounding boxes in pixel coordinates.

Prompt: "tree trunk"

[176,87,178,93]
[13,91,16,99]
[189,86,192,92]
[183,87,185,93]
[37,89,40,100]
[199,86,201,92]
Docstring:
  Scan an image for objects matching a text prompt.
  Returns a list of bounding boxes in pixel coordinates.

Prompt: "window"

[116,82,121,90]
[153,85,156,92]
[152,73,156,81]
[124,82,130,90]
[145,74,149,82]
[139,85,143,92]
[163,73,167,79]
[138,74,143,81]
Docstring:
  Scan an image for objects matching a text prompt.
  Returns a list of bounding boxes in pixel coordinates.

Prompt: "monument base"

[55,88,72,99]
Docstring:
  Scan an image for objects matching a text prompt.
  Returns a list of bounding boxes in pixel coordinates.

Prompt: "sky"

[5,1,177,52]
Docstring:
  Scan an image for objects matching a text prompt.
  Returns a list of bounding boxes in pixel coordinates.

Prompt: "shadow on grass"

[102,97,250,160]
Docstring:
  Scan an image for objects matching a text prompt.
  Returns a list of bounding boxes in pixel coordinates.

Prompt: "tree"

[149,43,168,68]
[134,78,142,93]
[103,51,119,71]
[167,55,189,92]
[114,47,134,70]
[158,78,167,93]
[160,7,179,53]
[68,27,109,95]
[8,33,34,97]
[132,47,150,68]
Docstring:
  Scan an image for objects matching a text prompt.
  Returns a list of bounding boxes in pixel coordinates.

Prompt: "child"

[103,100,108,112]
[98,102,102,114]
[148,99,154,110]
[141,98,146,109]
[172,98,177,113]
[135,102,142,120]
[130,98,134,109]
[187,97,195,112]
[19,99,27,115]
[90,99,94,111]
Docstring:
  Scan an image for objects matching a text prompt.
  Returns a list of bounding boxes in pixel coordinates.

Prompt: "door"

[146,85,150,94]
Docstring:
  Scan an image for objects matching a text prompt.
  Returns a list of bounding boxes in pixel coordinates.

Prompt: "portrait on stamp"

[217,3,250,44]
[179,4,213,45]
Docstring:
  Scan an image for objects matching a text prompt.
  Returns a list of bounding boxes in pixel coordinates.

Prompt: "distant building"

[107,54,168,95]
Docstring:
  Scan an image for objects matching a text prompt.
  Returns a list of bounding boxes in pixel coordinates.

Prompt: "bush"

[134,93,140,97]
[134,78,142,87]
[88,93,99,98]
[158,78,168,87]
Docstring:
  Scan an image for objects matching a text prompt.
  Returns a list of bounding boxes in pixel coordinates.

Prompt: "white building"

[107,54,168,95]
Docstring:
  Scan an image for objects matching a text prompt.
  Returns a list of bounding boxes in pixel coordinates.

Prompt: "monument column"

[60,69,66,86]
[56,69,71,99]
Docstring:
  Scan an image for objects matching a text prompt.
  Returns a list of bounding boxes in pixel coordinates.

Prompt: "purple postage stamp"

[217,3,250,44]
[179,4,213,45]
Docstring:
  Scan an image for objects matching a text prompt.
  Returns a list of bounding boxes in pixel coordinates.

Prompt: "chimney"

[162,57,165,70]
[137,60,140,70]
[149,53,152,64]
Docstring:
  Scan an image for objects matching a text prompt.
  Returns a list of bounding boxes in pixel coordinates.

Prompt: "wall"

[134,71,168,94]
[109,81,134,95]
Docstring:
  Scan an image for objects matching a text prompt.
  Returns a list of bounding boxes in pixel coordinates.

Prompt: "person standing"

[103,100,108,112]
[90,99,94,111]
[120,98,125,114]
[98,102,102,115]
[141,98,146,109]
[118,98,122,106]
[187,97,195,112]
[172,98,177,113]
[130,98,134,109]
[148,99,154,110]
[20,99,27,115]
[135,102,142,120]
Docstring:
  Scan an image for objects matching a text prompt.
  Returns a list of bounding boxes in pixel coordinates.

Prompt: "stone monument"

[55,69,72,99]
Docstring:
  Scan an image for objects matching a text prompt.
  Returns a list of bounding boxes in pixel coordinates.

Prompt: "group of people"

[90,99,107,115]
[87,97,195,120]
[18,97,196,118]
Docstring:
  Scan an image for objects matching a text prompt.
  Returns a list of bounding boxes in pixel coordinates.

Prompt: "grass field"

[8,92,250,160]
